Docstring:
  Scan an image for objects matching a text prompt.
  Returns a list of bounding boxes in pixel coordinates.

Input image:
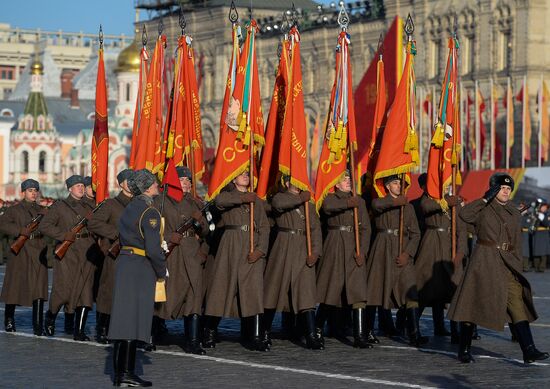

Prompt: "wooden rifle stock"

[55,201,105,260]
[108,239,121,258]
[165,201,213,257]
[10,214,44,255]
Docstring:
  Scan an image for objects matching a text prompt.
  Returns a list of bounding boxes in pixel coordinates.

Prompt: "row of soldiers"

[520,200,550,272]
[1,168,548,370]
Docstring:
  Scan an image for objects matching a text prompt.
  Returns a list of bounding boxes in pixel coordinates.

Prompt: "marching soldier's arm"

[359,200,372,255]
[420,194,442,216]
[215,191,245,210]
[404,204,421,257]
[87,200,118,240]
[271,192,303,212]
[38,203,66,241]
[0,206,22,238]
[322,194,349,215]
[371,196,397,213]
[141,208,167,279]
[459,198,486,225]
[254,199,270,255]
[309,203,323,257]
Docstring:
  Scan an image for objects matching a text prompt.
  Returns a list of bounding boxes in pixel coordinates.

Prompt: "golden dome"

[116,40,140,73]
[30,59,44,75]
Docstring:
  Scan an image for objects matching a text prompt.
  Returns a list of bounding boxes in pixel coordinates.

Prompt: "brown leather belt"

[278,226,305,235]
[225,225,250,232]
[377,228,399,236]
[29,232,43,239]
[328,225,354,232]
[426,226,450,233]
[477,239,514,252]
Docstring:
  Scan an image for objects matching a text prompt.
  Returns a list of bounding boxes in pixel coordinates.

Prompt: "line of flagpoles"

[90,2,550,213]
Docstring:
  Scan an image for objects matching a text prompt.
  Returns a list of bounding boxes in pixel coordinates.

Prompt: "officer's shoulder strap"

[138,206,161,238]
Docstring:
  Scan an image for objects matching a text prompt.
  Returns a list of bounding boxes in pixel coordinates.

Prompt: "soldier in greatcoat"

[87,169,133,343]
[414,191,468,340]
[154,166,209,355]
[531,202,549,272]
[0,179,48,335]
[263,176,323,349]
[40,175,98,341]
[449,173,549,364]
[203,171,270,351]
[109,169,166,387]
[364,175,425,347]
[315,172,372,348]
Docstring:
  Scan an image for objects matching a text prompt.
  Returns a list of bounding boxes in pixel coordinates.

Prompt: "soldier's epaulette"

[138,206,162,238]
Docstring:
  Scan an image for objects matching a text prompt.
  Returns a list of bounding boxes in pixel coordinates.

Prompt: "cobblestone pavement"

[1,266,550,388]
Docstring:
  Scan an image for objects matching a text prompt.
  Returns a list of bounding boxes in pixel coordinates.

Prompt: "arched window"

[39,151,47,173]
[21,151,29,173]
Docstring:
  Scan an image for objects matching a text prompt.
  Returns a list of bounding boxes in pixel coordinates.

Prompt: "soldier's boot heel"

[96,313,110,344]
[4,304,16,332]
[352,308,373,349]
[73,306,90,341]
[433,304,450,336]
[186,314,206,355]
[406,307,429,347]
[202,316,220,348]
[248,315,269,352]
[514,321,550,363]
[315,304,329,347]
[262,309,275,347]
[116,340,152,387]
[32,299,44,336]
[365,306,380,344]
[457,322,475,363]
[302,310,324,350]
[44,310,57,336]
[471,324,481,340]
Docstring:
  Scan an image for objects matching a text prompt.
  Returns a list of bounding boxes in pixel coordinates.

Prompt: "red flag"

[161,158,183,202]
[517,79,532,162]
[257,39,289,199]
[372,40,419,197]
[279,26,312,193]
[540,81,550,163]
[133,34,166,173]
[505,78,515,167]
[91,45,109,204]
[129,45,149,169]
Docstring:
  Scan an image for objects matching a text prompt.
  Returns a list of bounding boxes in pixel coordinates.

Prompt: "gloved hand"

[354,251,366,267]
[299,191,311,203]
[452,251,464,268]
[63,231,76,242]
[191,210,203,221]
[161,240,169,253]
[483,185,500,202]
[306,254,318,267]
[347,196,361,209]
[392,195,408,207]
[247,249,264,264]
[396,252,410,267]
[445,195,462,208]
[19,227,32,237]
[169,232,182,245]
[241,192,257,204]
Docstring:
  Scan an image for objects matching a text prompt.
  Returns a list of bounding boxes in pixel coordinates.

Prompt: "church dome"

[115,40,140,73]
[30,59,44,75]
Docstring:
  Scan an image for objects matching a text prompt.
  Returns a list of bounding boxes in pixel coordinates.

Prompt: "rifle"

[10,201,57,255]
[107,239,121,258]
[165,200,213,257]
[54,200,105,260]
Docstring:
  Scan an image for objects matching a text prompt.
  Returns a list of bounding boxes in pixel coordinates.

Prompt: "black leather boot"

[315,304,330,347]
[262,309,275,347]
[64,312,75,334]
[282,311,297,340]
[352,308,373,349]
[471,324,481,340]
[112,340,123,386]
[509,322,518,342]
[406,307,429,347]
[96,313,110,344]
[44,310,57,336]
[514,320,550,363]
[380,308,399,337]
[203,316,220,349]
[458,322,474,363]
[365,306,380,344]
[185,314,206,355]
[115,340,152,387]
[395,307,406,335]
[73,306,90,341]
[32,299,44,336]
[247,315,269,351]
[4,304,16,332]
[450,320,459,344]
[433,304,450,336]
[302,310,324,350]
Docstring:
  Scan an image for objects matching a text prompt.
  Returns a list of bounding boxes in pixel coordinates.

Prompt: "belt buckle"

[296,229,303,234]
[345,226,352,232]
[501,242,509,251]
[392,229,398,236]
[242,225,250,232]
